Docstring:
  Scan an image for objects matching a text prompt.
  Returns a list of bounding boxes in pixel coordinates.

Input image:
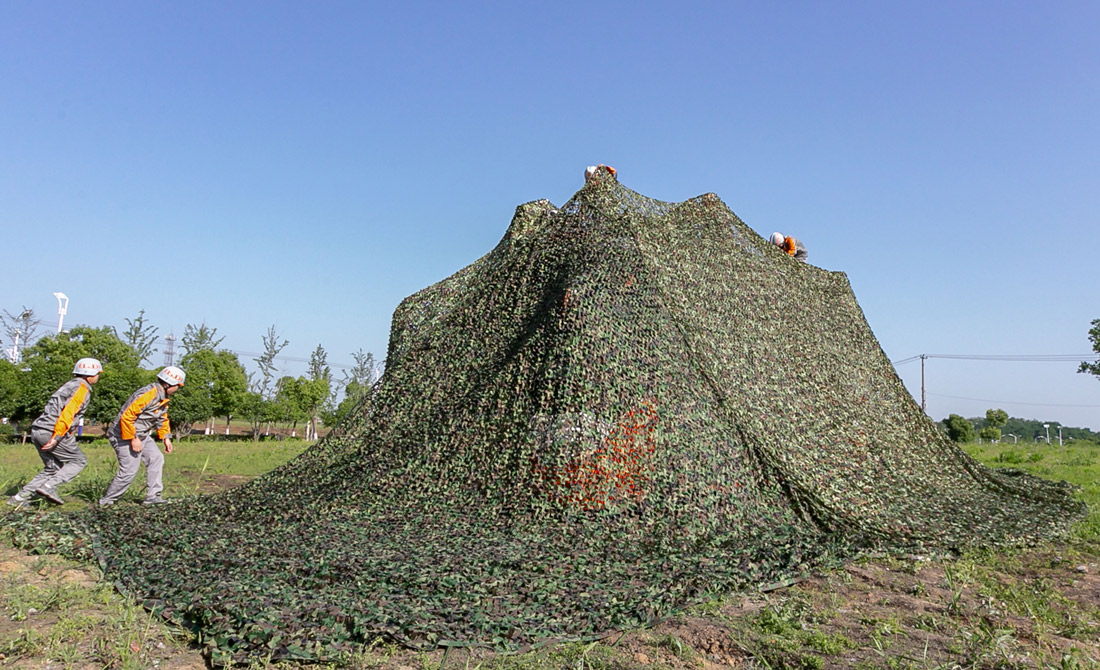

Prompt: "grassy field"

[0,437,310,507]
[2,437,1098,669]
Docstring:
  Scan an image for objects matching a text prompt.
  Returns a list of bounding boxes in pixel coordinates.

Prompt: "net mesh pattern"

[53,168,1085,662]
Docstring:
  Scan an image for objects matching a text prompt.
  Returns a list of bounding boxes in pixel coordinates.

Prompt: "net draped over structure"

[30,167,1087,662]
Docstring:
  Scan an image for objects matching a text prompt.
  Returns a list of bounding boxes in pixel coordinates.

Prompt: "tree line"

[940,318,1100,444]
[0,309,379,440]
[941,410,1100,444]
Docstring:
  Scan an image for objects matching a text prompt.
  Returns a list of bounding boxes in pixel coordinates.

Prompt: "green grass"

[963,438,1100,547]
[0,437,311,506]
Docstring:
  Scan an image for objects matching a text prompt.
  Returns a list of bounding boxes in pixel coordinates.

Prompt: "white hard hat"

[73,358,103,376]
[770,232,785,246]
[157,366,186,386]
[584,164,618,181]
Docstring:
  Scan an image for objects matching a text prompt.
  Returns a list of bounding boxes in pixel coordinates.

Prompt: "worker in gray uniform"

[99,365,185,506]
[770,231,808,262]
[7,357,103,507]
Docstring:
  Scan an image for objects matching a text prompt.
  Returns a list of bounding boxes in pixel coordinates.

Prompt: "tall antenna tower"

[163,333,176,366]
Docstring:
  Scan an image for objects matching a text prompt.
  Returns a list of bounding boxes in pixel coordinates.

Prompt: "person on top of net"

[584,164,618,181]
[7,358,103,508]
[770,232,808,262]
[98,366,185,506]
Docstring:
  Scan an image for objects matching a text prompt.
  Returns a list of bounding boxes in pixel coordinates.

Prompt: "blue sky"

[3,2,1099,430]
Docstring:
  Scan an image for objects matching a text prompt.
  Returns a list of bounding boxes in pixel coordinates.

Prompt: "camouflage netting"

[13,167,1086,663]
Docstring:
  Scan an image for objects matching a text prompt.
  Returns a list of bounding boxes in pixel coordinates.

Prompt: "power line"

[925,353,1093,362]
[196,347,357,371]
[889,352,1100,415]
[892,353,1095,365]
[145,337,361,371]
[927,392,1100,409]
[891,355,922,366]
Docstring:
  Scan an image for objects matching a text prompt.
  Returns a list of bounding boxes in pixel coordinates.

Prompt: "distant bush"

[944,414,976,443]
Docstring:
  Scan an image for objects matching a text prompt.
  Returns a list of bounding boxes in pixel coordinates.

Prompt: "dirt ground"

[3,540,1098,670]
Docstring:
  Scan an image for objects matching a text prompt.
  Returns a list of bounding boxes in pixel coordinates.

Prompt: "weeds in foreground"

[724,592,853,669]
[0,552,193,669]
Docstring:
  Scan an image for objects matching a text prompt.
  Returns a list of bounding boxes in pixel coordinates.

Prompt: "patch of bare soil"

[602,553,1100,669]
[194,474,251,494]
[0,543,207,670]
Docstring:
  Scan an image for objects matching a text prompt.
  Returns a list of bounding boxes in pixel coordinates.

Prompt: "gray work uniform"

[16,377,93,498]
[784,236,808,262]
[99,382,172,505]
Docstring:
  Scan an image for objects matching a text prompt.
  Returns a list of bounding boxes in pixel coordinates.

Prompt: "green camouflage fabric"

[20,166,1087,663]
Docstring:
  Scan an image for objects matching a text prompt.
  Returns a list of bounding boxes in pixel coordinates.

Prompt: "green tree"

[240,391,280,440]
[324,348,380,427]
[978,426,1001,442]
[253,325,288,402]
[117,309,159,365]
[169,363,214,437]
[274,376,308,435]
[171,348,249,438]
[246,325,289,439]
[14,326,148,428]
[985,408,1008,431]
[303,344,332,440]
[323,379,365,427]
[181,322,224,357]
[343,349,378,388]
[0,358,20,420]
[1080,318,1100,379]
[943,414,975,443]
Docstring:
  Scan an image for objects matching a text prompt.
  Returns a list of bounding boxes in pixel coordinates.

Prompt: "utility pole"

[163,333,176,366]
[10,309,31,363]
[920,354,927,413]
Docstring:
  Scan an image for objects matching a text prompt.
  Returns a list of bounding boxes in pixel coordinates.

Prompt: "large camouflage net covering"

[28,167,1087,662]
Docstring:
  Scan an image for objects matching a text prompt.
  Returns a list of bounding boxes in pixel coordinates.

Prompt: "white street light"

[53,292,69,333]
[1043,423,1050,444]
[1058,426,1063,447]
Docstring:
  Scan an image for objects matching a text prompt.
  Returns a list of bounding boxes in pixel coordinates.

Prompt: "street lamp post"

[52,292,68,333]
[1043,423,1050,444]
[1058,426,1063,447]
